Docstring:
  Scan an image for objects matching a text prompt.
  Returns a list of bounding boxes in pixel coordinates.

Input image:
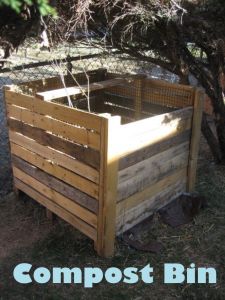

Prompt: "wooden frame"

[4,69,203,257]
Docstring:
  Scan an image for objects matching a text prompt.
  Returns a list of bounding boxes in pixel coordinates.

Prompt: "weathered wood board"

[4,70,203,257]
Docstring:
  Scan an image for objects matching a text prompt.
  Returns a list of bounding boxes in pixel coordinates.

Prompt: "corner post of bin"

[187,88,204,192]
[96,114,121,257]
[3,85,20,199]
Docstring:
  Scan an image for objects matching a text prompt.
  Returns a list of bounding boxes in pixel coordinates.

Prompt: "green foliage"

[0,0,56,16]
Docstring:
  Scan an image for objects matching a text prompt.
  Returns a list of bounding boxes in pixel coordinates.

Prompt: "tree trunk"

[201,113,223,163]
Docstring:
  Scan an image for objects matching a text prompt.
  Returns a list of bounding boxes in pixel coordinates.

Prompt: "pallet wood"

[13,167,97,228]
[117,168,187,217]
[36,78,129,101]
[9,131,99,183]
[4,70,203,257]
[118,146,189,201]
[8,120,100,169]
[12,155,98,213]
[187,89,204,192]
[96,115,121,257]
[7,104,101,150]
[5,90,102,132]
[118,142,189,184]
[11,145,99,199]
[119,130,191,170]
[15,178,97,241]
[114,108,193,158]
[116,178,186,234]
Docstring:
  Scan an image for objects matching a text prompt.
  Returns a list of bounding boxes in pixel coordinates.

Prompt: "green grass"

[0,151,225,299]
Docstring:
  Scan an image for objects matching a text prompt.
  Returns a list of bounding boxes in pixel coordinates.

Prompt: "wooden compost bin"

[4,69,204,257]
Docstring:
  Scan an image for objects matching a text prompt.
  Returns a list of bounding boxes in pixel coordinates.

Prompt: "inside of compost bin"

[17,69,182,124]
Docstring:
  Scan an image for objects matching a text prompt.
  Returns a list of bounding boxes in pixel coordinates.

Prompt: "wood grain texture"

[36,78,128,101]
[119,130,191,170]
[13,168,97,228]
[11,144,99,199]
[7,104,100,150]
[117,168,187,217]
[5,90,102,132]
[8,119,100,169]
[96,115,121,257]
[113,107,193,158]
[12,156,98,213]
[118,143,189,201]
[9,131,99,183]
[15,178,97,241]
[116,178,186,235]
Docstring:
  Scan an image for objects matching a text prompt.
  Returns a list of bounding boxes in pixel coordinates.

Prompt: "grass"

[0,141,225,299]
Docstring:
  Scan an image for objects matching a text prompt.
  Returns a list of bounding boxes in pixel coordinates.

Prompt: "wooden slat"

[119,130,191,170]
[8,119,100,169]
[118,145,189,201]
[5,90,102,132]
[7,104,100,150]
[9,131,99,183]
[15,178,97,241]
[36,78,129,101]
[13,168,97,228]
[116,178,186,235]
[118,142,189,184]
[121,107,193,137]
[117,168,187,217]
[12,156,98,213]
[11,145,99,199]
[187,89,204,192]
[114,108,193,158]
[96,116,121,257]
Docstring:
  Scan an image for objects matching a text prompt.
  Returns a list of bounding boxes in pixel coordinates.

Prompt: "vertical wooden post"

[3,86,20,199]
[134,75,146,120]
[187,88,204,192]
[96,115,121,257]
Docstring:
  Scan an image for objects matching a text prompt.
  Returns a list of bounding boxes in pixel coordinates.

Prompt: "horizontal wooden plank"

[5,90,102,132]
[7,104,100,150]
[118,144,189,201]
[15,178,97,241]
[114,108,193,158]
[118,142,189,184]
[36,78,128,101]
[119,130,191,170]
[9,131,99,183]
[13,167,97,228]
[121,107,193,137]
[8,119,100,169]
[116,177,186,235]
[117,168,187,217]
[12,156,98,213]
[11,145,99,199]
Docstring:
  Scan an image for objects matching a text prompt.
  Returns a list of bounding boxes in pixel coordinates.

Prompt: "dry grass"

[0,137,224,299]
